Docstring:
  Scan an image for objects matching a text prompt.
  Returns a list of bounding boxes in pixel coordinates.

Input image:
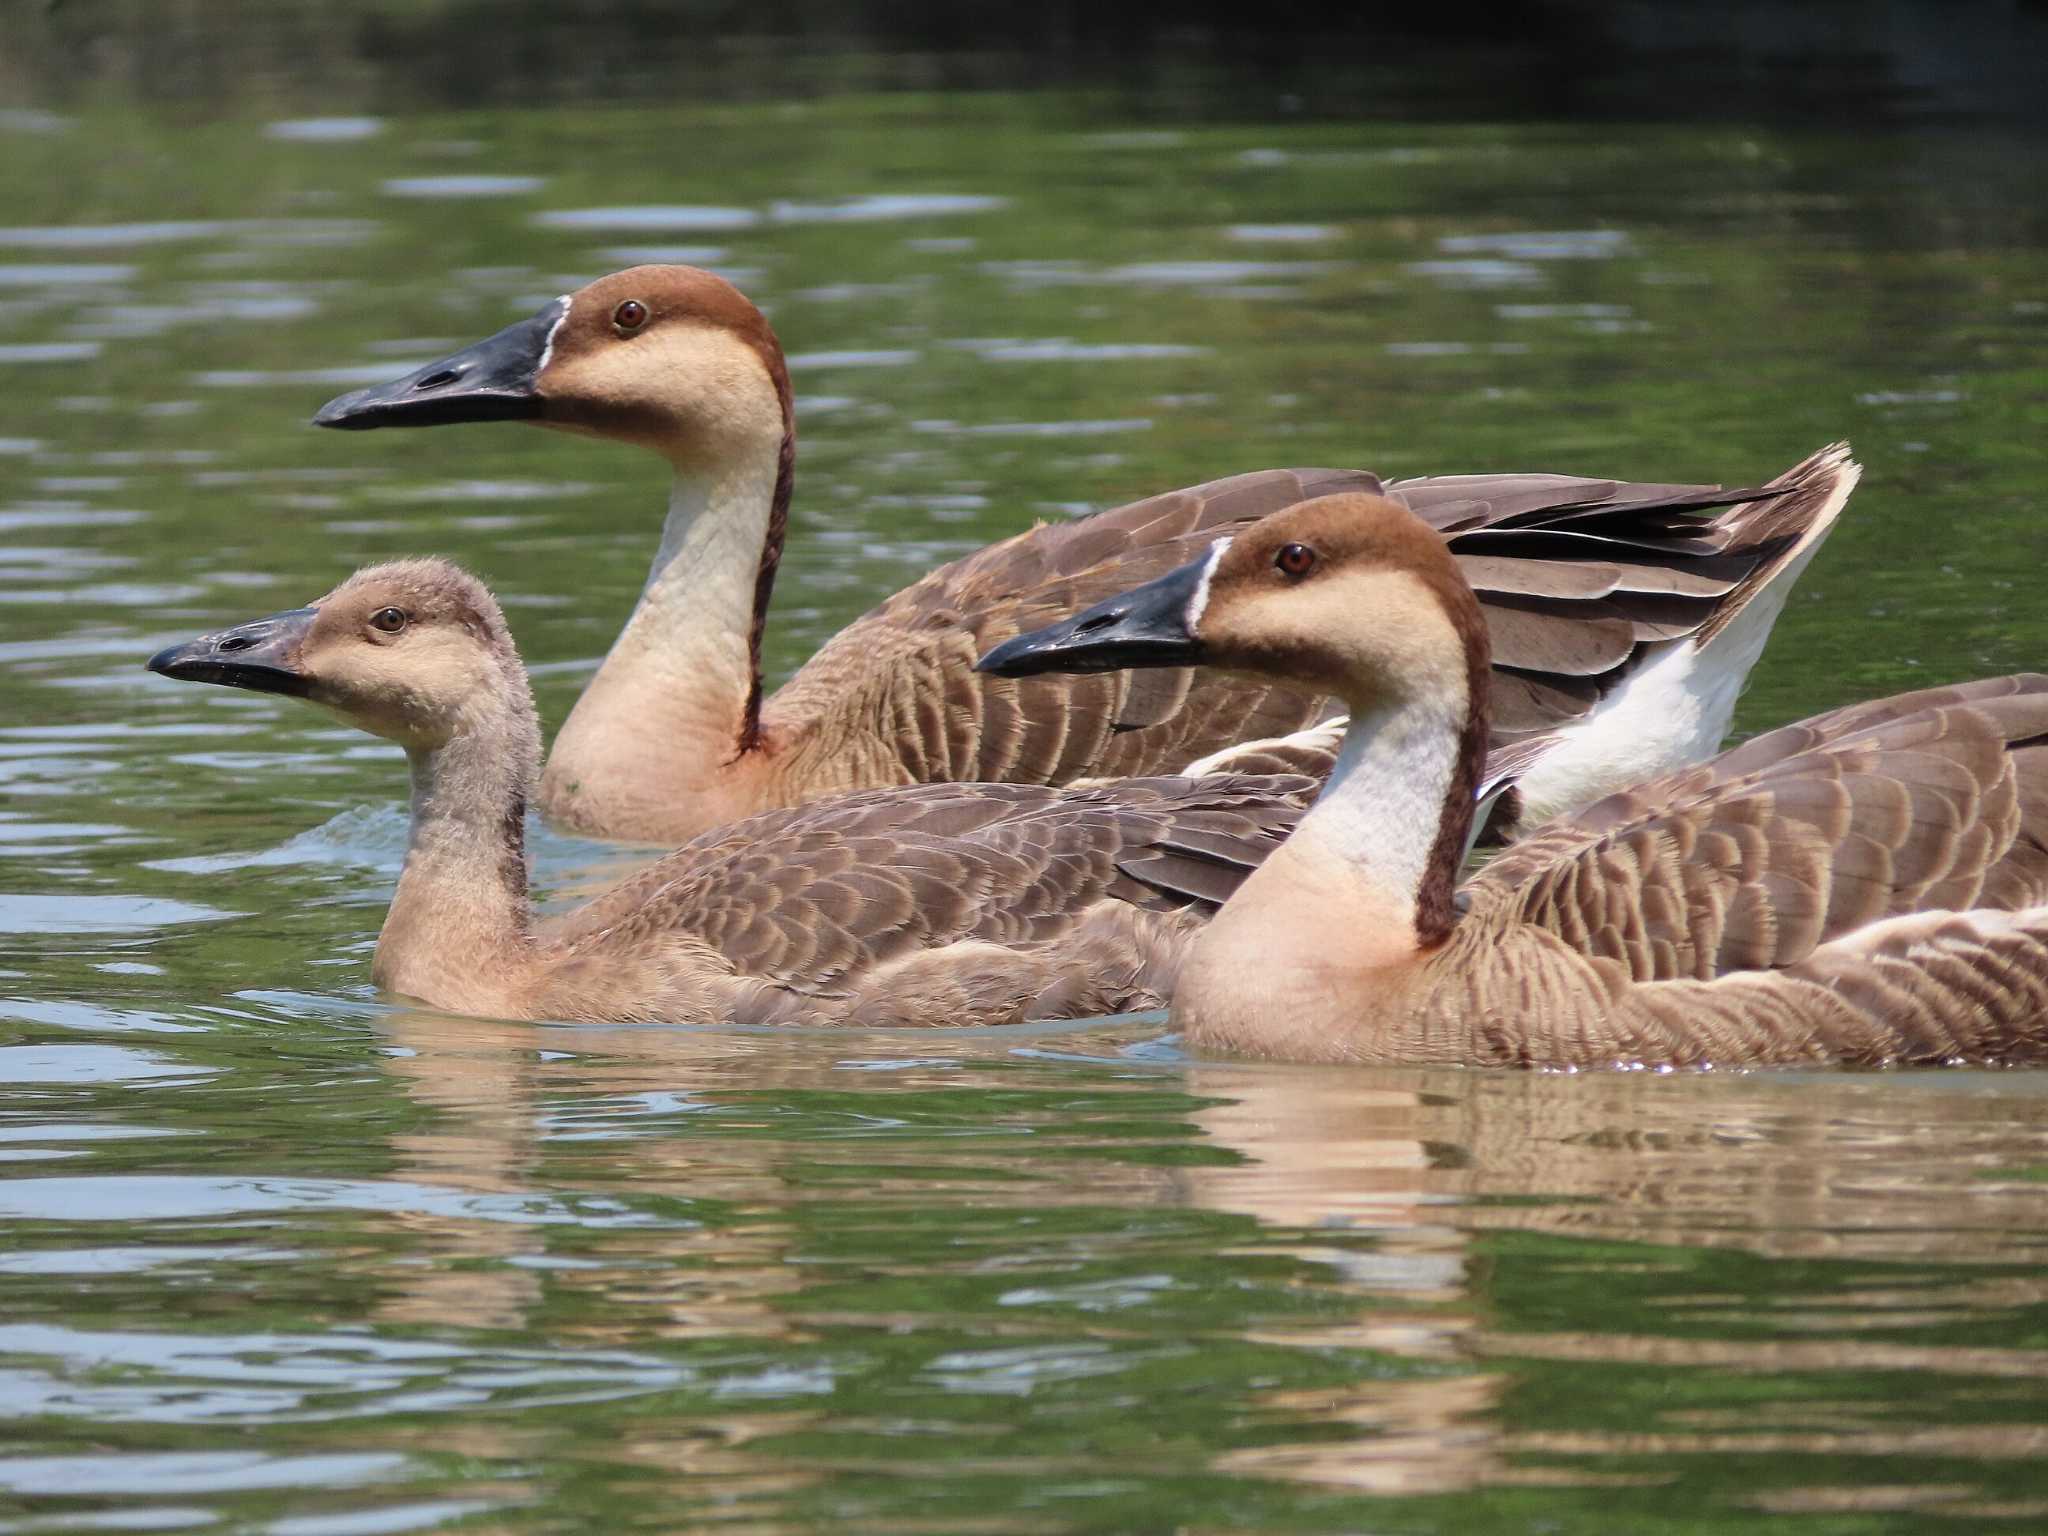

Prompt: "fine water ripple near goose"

[980,492,2048,1069]
[315,264,1857,843]
[144,560,1315,1027]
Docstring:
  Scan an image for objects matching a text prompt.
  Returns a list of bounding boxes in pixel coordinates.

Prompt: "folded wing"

[1472,674,2048,982]
[769,453,1848,814]
[559,773,1316,999]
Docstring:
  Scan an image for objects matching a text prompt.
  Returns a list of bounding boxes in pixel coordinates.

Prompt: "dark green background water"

[3,43,2048,1536]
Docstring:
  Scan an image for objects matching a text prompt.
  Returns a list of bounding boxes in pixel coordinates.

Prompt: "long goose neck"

[624,442,787,743]
[376,692,539,1000]
[745,408,798,746]
[1176,639,1488,1060]
[651,421,796,751]
[540,419,791,834]
[1286,676,1484,943]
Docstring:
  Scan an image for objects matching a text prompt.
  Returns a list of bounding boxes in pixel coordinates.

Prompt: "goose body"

[316,265,1855,843]
[145,559,1311,1027]
[980,493,2048,1069]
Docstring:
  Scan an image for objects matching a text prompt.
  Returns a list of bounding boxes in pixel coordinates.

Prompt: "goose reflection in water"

[357,1011,2048,1513]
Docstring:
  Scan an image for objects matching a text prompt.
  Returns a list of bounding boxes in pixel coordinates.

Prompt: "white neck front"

[617,454,780,714]
[1293,687,1466,910]
[1171,684,1469,1055]
[545,442,782,798]
[1189,684,1466,977]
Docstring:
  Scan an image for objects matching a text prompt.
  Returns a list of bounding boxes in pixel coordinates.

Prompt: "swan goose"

[144,559,1314,1026]
[314,265,1857,844]
[979,492,2048,1068]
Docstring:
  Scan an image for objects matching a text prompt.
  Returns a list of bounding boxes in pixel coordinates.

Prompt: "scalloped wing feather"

[551,773,1317,1021]
[1471,675,2048,983]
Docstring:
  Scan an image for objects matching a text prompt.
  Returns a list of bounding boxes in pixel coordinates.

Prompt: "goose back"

[765,468,1368,790]
[765,455,1839,805]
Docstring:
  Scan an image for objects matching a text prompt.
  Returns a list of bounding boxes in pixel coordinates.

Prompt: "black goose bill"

[312,296,566,430]
[976,549,1216,678]
[145,608,319,698]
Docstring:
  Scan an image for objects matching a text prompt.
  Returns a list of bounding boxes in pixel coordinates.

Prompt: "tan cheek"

[325,645,407,707]
[1338,589,1471,706]
[549,329,778,457]
[649,332,771,431]
[1207,604,1351,690]
[295,632,356,679]
[1224,574,1457,689]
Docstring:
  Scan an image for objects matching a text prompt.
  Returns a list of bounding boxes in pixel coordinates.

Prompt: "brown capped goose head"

[313,266,792,471]
[148,559,530,759]
[979,492,1493,715]
[985,492,1497,958]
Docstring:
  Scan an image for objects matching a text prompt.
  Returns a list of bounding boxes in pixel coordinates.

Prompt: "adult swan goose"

[315,264,1857,845]
[144,559,1314,1026]
[979,492,2048,1069]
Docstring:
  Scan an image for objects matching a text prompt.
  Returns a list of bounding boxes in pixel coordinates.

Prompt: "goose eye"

[368,607,408,635]
[611,298,649,333]
[1274,542,1317,578]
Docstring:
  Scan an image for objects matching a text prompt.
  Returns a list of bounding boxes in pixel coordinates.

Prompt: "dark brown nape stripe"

[1416,583,1493,947]
[498,792,532,928]
[737,336,794,754]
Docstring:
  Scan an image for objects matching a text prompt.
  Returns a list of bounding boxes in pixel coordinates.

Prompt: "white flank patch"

[1516,635,1721,828]
[1516,461,1858,826]
[1185,538,1231,631]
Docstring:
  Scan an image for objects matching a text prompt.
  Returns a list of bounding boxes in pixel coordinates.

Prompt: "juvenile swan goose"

[980,493,2048,1068]
[314,264,1856,843]
[144,559,1314,1026]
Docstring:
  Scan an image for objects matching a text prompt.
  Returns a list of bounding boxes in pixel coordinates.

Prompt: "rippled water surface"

[3,85,2048,1533]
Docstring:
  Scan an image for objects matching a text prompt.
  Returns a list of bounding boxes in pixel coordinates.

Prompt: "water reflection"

[265,118,385,144]
[380,176,546,199]
[4,982,2047,1529]
[312,1017,2048,1513]
[1180,1063,2048,1503]
[769,194,1007,224]
[1436,230,1632,261]
[533,206,760,232]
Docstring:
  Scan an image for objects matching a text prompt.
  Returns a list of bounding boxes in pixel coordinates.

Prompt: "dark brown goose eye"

[369,607,407,635]
[611,298,649,333]
[1274,542,1317,578]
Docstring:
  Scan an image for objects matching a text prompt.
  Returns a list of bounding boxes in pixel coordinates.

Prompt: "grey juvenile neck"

[377,689,540,993]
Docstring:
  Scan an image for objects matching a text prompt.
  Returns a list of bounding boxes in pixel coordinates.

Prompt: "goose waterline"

[316,265,1857,844]
[980,493,2048,1069]
[144,559,1316,1027]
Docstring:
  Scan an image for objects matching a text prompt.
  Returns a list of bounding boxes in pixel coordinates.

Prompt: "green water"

[3,87,2048,1533]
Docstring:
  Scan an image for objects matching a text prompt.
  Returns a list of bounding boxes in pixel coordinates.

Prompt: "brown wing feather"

[559,773,1317,1000]
[760,451,1850,801]
[1396,442,1854,738]
[766,469,1370,788]
[1760,908,2048,1064]
[1472,674,2048,983]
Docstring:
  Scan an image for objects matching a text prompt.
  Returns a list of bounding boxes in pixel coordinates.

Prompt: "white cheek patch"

[1185,538,1231,632]
[535,294,571,377]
